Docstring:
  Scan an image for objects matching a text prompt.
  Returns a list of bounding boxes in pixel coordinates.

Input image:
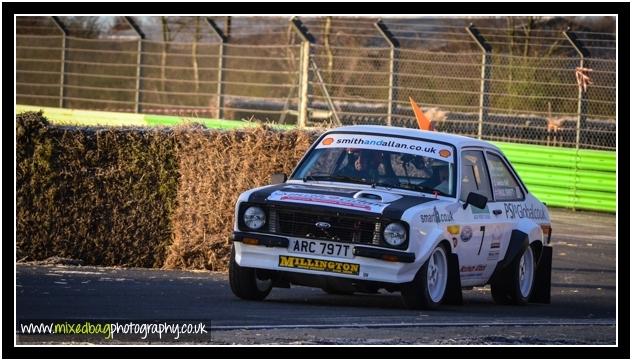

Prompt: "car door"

[482,150,528,277]
[456,149,495,286]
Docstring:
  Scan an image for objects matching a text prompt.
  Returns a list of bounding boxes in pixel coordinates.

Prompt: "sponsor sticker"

[420,206,454,223]
[487,251,500,261]
[471,205,491,220]
[460,226,473,242]
[278,255,360,276]
[460,264,486,278]
[504,202,547,220]
[316,134,454,163]
[446,225,460,235]
[460,273,485,279]
[486,225,502,250]
[460,264,486,273]
[267,191,388,213]
[321,137,334,145]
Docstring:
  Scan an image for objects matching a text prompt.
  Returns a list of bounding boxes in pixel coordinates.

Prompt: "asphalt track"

[15,208,617,345]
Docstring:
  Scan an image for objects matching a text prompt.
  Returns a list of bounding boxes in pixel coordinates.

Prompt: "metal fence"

[16,16,616,150]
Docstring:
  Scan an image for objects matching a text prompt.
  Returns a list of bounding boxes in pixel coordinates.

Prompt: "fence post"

[207,18,227,119]
[563,28,590,150]
[562,28,590,211]
[51,16,67,108]
[290,17,315,128]
[466,24,492,140]
[375,19,400,127]
[124,17,145,113]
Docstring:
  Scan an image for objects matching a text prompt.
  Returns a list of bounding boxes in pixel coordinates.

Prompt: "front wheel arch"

[401,242,451,310]
[438,239,452,254]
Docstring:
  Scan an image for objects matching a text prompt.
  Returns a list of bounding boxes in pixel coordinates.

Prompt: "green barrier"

[16,105,146,126]
[527,185,615,213]
[17,104,294,130]
[493,142,616,213]
[144,114,254,129]
[494,141,615,172]
[512,164,615,191]
[144,114,293,130]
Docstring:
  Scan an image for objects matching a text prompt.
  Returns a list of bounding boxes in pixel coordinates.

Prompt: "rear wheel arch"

[489,233,538,305]
[530,240,543,266]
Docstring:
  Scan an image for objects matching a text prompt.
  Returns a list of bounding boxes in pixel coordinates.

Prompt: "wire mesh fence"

[15,16,616,150]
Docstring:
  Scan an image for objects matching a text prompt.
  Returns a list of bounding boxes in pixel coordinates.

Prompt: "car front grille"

[270,207,382,245]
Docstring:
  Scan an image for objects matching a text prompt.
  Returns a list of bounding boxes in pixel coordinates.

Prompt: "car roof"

[325,125,503,153]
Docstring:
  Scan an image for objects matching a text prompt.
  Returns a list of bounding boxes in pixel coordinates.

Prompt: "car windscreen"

[292,133,456,197]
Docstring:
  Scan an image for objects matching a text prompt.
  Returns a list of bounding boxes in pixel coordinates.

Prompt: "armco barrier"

[15,105,293,130]
[16,105,615,212]
[493,142,616,213]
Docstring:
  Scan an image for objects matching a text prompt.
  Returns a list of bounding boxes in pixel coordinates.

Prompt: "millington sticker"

[279,255,360,276]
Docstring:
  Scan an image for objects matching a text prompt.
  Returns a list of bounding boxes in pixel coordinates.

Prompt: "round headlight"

[243,206,266,230]
[383,222,407,246]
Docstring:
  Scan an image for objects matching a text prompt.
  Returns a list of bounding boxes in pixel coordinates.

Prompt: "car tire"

[401,244,449,310]
[491,244,535,305]
[229,245,272,301]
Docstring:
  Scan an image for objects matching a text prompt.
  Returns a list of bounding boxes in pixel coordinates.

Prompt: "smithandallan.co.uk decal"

[316,134,454,163]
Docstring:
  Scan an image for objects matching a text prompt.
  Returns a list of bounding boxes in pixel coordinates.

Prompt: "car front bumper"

[232,231,420,284]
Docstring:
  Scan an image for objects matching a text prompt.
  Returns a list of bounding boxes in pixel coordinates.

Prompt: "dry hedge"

[16,112,320,271]
[17,112,178,267]
[164,126,318,271]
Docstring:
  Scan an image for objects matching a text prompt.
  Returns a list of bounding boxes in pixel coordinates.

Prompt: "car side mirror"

[270,173,287,185]
[463,192,488,210]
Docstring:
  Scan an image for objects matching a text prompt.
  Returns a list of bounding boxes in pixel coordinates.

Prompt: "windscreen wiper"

[406,183,435,193]
[371,181,397,189]
[430,189,450,197]
[407,183,450,197]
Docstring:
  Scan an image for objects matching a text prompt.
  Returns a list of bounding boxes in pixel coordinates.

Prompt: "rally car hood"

[246,182,441,219]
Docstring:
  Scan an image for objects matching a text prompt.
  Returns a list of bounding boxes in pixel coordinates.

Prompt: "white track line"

[210,320,616,331]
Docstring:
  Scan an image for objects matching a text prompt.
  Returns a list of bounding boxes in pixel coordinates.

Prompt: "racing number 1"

[477,226,486,255]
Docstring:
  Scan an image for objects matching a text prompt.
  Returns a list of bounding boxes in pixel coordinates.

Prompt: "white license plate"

[288,239,353,259]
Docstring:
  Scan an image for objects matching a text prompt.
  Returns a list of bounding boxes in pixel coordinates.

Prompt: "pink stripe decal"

[279,195,372,210]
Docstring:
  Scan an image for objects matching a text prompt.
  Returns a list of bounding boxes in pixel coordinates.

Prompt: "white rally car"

[229,125,553,309]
